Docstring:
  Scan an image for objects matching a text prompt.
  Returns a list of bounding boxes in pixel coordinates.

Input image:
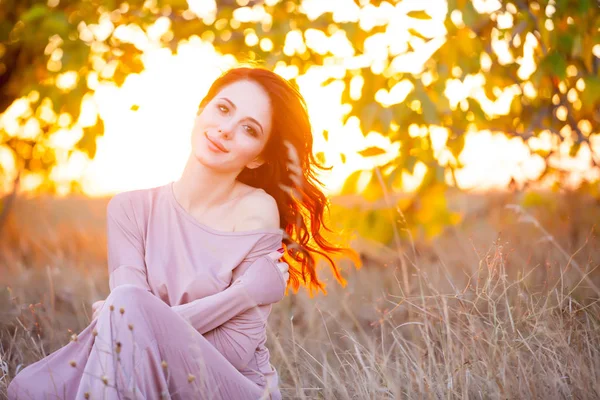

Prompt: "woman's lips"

[205,132,228,153]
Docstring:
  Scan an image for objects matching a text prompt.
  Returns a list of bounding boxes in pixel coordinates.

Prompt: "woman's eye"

[218,104,229,113]
[244,125,257,136]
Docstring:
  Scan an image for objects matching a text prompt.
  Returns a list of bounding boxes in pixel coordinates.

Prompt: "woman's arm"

[202,303,273,370]
[174,251,286,370]
[107,194,152,292]
[107,193,286,329]
[107,189,286,369]
[171,193,287,369]
[171,251,287,333]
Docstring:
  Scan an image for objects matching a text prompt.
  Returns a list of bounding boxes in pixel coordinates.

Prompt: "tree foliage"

[0,0,599,240]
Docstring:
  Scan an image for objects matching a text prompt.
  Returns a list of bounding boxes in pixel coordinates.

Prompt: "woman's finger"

[277,261,288,274]
[277,261,289,282]
[266,249,284,261]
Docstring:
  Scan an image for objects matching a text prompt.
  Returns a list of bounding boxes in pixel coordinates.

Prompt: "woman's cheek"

[236,145,257,162]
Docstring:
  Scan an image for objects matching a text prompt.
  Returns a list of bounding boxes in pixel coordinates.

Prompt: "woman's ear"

[246,156,265,170]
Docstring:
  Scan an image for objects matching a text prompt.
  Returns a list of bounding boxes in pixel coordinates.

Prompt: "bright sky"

[0,0,597,197]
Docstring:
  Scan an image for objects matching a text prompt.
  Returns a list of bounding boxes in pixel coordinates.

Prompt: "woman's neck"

[174,154,240,214]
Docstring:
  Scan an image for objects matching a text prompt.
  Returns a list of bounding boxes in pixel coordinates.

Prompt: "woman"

[8,66,356,399]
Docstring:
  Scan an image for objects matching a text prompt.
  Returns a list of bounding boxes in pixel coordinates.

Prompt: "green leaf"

[360,102,378,136]
[405,155,417,174]
[580,77,600,109]
[362,170,385,202]
[434,164,445,183]
[554,0,569,13]
[467,98,488,122]
[539,51,567,80]
[379,107,393,133]
[358,146,387,157]
[22,4,49,23]
[161,0,189,10]
[341,170,364,195]
[42,11,70,37]
[321,77,338,86]
[569,142,581,157]
[316,151,325,163]
[408,28,429,41]
[357,210,394,245]
[461,1,479,29]
[387,166,403,188]
[533,148,551,158]
[571,34,582,58]
[415,85,439,124]
[392,102,413,127]
[557,33,574,55]
[577,0,591,14]
[447,134,466,160]
[77,119,104,158]
[407,10,432,20]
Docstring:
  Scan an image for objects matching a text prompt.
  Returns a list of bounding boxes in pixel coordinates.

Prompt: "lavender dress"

[8,181,286,400]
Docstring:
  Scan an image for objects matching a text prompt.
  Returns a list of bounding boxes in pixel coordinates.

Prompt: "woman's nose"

[219,130,230,141]
[217,125,233,139]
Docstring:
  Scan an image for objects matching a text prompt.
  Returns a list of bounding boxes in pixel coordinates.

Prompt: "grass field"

[1,189,599,399]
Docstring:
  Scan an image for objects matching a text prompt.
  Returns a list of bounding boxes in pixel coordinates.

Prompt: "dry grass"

[0,189,599,399]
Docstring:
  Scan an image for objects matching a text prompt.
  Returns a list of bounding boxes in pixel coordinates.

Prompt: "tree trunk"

[0,170,21,238]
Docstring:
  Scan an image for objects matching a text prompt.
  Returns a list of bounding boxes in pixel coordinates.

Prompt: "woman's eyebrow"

[219,97,264,135]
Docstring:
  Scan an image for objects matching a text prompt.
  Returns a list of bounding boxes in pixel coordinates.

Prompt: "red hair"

[198,65,361,295]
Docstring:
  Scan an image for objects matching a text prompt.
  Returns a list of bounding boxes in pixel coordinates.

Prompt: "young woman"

[8,66,356,399]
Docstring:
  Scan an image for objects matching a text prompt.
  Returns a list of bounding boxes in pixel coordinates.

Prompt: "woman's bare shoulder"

[233,189,280,231]
[107,186,156,221]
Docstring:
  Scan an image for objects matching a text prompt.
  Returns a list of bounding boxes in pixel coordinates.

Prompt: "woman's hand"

[232,248,289,306]
[276,252,290,282]
[91,299,105,321]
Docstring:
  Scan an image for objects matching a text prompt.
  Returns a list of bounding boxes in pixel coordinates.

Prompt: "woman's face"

[191,79,273,174]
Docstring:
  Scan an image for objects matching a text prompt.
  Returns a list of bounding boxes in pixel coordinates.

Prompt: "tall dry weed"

[1,188,599,399]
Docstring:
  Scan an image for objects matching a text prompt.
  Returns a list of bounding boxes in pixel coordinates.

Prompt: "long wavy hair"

[198,65,360,295]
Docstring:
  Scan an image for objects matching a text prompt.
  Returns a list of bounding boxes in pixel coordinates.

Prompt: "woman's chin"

[191,151,234,172]
[191,148,212,165]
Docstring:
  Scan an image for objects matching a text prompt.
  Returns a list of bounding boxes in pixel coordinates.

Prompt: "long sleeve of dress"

[107,194,253,328]
[170,284,253,333]
[107,194,152,292]
[106,193,282,370]
[171,254,285,370]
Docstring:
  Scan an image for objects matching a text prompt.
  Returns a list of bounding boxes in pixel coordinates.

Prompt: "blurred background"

[1,0,599,398]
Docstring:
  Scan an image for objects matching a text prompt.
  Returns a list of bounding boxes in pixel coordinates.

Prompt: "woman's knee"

[7,367,39,399]
[106,284,155,314]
